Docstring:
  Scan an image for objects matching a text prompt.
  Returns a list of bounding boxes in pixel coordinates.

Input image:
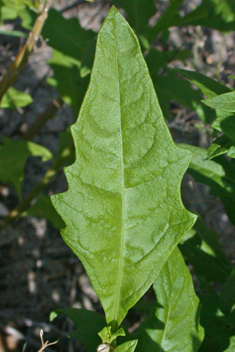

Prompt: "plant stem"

[23,96,64,140]
[0,0,52,102]
[0,145,72,231]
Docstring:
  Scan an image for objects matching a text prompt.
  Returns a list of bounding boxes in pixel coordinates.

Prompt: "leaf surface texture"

[52,7,196,328]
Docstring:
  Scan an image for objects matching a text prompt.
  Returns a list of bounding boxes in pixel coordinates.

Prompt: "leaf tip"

[50,311,58,322]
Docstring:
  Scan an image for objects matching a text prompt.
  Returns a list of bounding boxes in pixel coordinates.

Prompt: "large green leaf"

[179,218,231,283]
[179,144,235,226]
[1,87,33,109]
[51,7,196,330]
[50,308,106,352]
[113,0,156,34]
[137,247,204,352]
[0,138,52,197]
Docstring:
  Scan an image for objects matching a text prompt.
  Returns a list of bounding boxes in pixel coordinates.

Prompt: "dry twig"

[0,0,53,102]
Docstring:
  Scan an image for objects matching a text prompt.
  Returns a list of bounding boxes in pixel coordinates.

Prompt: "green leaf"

[223,336,235,352]
[23,195,65,230]
[179,144,235,226]
[202,91,235,142]
[113,0,156,34]
[170,0,235,32]
[203,91,235,114]
[173,69,235,142]
[1,1,25,21]
[0,29,26,37]
[212,112,235,142]
[173,68,231,98]
[152,71,214,122]
[51,7,196,329]
[39,9,96,116]
[115,340,138,352]
[47,50,89,117]
[137,247,204,352]
[220,269,235,322]
[208,135,235,159]
[42,9,95,62]
[1,87,33,109]
[18,7,37,29]
[199,294,235,352]
[50,308,106,352]
[99,326,125,345]
[20,8,95,61]
[0,138,52,197]
[146,49,191,77]
[179,218,231,283]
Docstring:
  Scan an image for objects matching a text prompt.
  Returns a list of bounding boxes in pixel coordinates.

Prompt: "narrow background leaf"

[137,247,204,352]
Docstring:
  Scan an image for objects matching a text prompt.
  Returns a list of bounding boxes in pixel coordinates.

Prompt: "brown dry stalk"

[22,96,64,140]
[0,0,53,102]
[37,329,58,352]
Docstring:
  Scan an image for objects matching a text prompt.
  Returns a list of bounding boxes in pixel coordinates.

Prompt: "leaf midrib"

[112,15,126,327]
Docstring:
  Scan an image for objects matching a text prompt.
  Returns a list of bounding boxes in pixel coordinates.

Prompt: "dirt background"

[0,1,235,352]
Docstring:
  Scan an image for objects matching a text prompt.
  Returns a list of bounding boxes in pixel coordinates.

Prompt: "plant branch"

[22,96,64,140]
[0,0,52,102]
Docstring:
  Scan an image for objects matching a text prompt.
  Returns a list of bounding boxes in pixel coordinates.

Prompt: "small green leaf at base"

[114,340,138,352]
